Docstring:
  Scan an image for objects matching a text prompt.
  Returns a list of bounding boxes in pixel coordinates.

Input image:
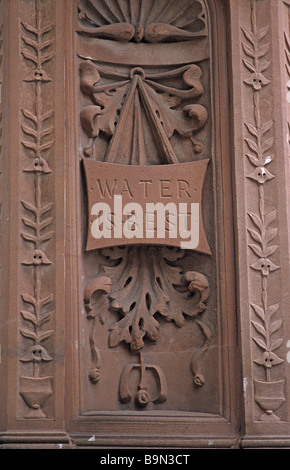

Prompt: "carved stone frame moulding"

[0,0,289,449]
[0,0,69,446]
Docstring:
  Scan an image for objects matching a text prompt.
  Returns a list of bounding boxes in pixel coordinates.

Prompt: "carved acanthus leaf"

[86,246,210,352]
[80,60,208,163]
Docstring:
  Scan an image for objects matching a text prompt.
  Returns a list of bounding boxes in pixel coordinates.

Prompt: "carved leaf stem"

[243,0,285,420]
[19,0,54,417]
[80,1,212,397]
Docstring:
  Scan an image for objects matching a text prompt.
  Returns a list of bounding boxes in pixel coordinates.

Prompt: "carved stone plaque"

[83,159,211,252]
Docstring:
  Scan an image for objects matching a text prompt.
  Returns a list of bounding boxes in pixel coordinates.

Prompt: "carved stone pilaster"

[231,0,290,446]
[0,0,68,444]
[19,0,55,419]
[242,0,285,422]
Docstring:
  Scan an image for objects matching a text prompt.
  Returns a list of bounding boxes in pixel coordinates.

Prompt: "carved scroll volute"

[79,60,208,164]
[84,276,111,383]
[78,0,213,409]
[119,352,168,407]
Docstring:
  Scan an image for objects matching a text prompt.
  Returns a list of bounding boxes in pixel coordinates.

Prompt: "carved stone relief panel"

[1,0,290,449]
[71,0,238,429]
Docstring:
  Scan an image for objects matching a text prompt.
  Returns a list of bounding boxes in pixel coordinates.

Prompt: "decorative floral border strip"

[242,0,285,421]
[19,0,55,419]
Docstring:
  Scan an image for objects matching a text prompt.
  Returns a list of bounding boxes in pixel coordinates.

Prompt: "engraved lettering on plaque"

[83,160,211,252]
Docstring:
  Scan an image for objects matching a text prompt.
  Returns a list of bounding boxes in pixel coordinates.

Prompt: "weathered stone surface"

[0,0,289,449]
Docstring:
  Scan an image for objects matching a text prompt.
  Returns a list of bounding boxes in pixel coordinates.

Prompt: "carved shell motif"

[77,0,207,43]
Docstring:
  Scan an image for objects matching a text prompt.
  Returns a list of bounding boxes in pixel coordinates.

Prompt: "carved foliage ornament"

[84,247,210,353]
[242,0,285,421]
[79,60,208,162]
[19,0,55,419]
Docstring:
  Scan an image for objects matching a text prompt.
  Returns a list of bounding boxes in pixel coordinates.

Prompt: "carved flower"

[244,72,270,91]
[254,351,284,369]
[193,373,206,387]
[24,156,52,174]
[22,249,52,266]
[251,257,279,276]
[24,68,52,83]
[135,389,149,407]
[20,344,52,363]
[88,368,101,384]
[247,166,274,184]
